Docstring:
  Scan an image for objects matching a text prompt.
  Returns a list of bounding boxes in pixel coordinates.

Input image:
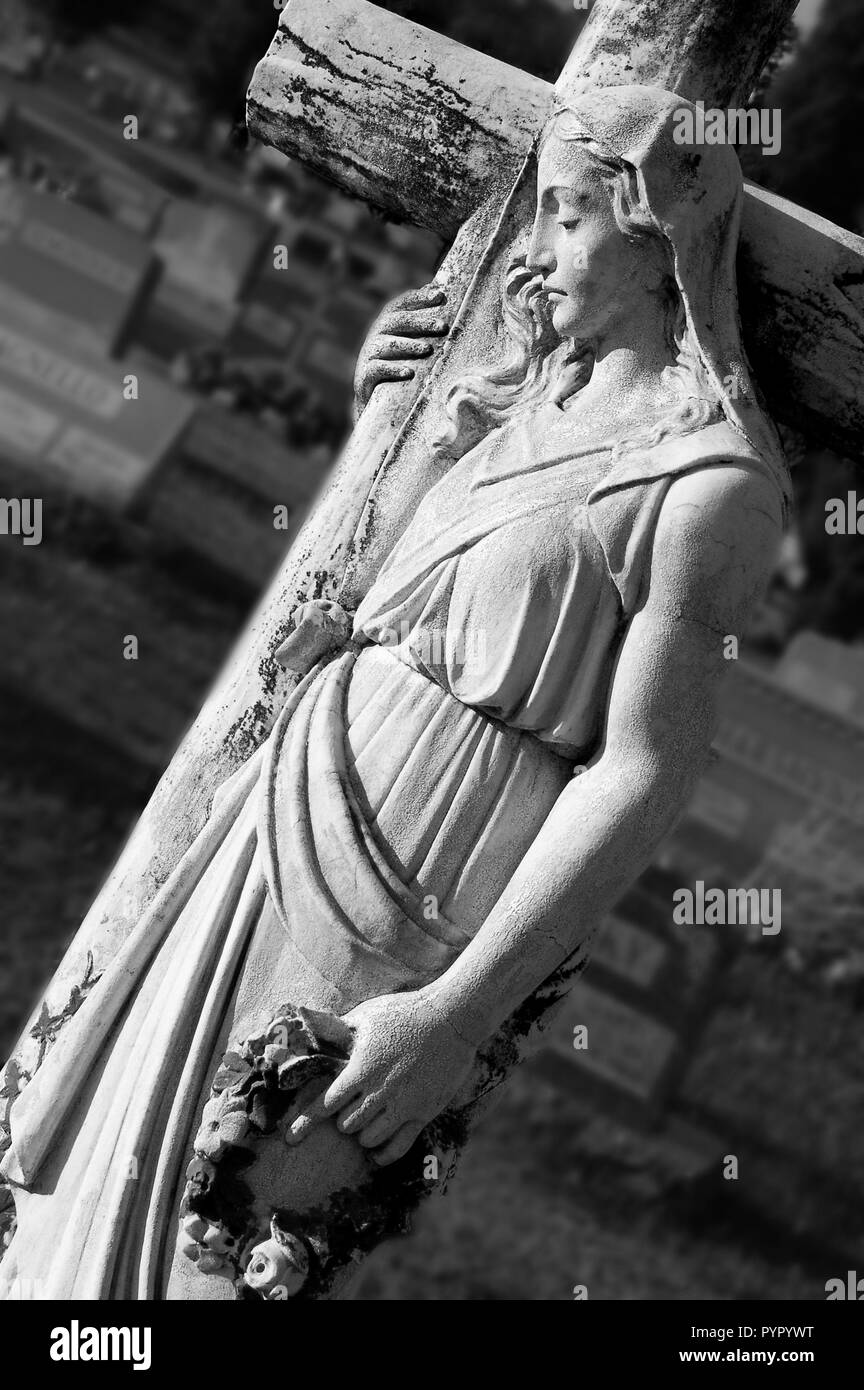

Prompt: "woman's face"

[527,136,662,344]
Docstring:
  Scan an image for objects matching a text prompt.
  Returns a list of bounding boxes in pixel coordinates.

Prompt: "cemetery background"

[0,0,863,1299]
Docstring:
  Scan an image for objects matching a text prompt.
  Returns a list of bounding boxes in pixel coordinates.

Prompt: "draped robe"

[0,404,781,1299]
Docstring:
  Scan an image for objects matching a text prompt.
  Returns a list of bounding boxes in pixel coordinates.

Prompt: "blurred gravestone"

[775,630,864,731]
[0,182,157,356]
[533,649,864,1127]
[0,295,193,507]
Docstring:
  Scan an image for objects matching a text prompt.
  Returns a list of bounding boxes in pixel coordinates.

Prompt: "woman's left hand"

[284,989,477,1166]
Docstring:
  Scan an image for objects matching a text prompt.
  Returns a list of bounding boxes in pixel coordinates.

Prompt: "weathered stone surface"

[563,0,797,106]
[739,185,864,458]
[247,0,549,237]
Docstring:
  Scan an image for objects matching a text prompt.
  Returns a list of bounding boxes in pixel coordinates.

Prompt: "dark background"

[0,0,863,1300]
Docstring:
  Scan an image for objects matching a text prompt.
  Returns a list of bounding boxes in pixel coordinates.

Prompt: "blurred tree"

[743,0,864,230]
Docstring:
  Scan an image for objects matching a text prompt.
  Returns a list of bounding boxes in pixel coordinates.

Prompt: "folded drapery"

[0,639,567,1298]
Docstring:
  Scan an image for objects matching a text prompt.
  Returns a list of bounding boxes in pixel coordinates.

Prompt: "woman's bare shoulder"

[648,461,785,622]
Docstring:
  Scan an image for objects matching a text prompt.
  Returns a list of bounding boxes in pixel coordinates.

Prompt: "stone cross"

[5,0,861,1304]
[5,0,862,1197]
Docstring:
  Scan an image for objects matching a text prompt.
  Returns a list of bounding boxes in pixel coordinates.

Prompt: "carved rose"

[243,1232,309,1299]
[185,1156,216,1200]
[179,1213,238,1281]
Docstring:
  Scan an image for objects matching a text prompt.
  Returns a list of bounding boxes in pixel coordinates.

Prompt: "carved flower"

[179,1213,239,1278]
[218,1111,250,1147]
[243,1231,309,1299]
[181,1213,208,1243]
[211,1050,253,1094]
[185,1156,216,1200]
[202,1222,237,1255]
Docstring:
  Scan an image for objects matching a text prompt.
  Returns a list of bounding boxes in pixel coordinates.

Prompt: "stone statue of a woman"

[0,86,791,1300]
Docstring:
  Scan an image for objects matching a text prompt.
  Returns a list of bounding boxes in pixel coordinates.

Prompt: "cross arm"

[741,186,864,459]
[247,0,549,240]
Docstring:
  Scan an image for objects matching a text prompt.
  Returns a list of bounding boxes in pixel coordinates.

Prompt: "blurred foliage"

[749,0,864,230]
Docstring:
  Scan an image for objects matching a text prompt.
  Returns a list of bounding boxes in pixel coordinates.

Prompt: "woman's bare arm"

[424,461,784,1046]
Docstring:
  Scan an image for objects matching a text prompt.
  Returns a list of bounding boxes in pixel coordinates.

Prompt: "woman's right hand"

[353,282,450,417]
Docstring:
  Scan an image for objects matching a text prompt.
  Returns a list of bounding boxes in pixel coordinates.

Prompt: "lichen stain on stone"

[420,71,507,152]
[225,700,273,763]
[338,37,404,76]
[281,23,350,84]
[352,496,377,559]
[271,1128,453,1299]
[476,953,590,1096]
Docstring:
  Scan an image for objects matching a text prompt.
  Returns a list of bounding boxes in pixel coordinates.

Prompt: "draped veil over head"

[545,84,791,508]
[439,84,790,513]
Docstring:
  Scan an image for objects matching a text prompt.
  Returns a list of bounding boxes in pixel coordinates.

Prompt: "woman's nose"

[526,222,554,276]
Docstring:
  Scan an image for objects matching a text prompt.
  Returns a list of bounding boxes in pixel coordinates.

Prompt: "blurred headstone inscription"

[534,647,864,1126]
[0,182,157,355]
[0,298,193,507]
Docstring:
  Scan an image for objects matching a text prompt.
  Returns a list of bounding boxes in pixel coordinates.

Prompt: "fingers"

[377,307,450,339]
[299,1007,354,1054]
[337,1092,386,1135]
[285,1074,365,1144]
[369,1123,423,1167]
[364,363,415,391]
[283,1073,335,1129]
[395,284,446,312]
[284,1112,320,1144]
[356,1111,395,1149]
[322,1068,368,1114]
[372,336,435,362]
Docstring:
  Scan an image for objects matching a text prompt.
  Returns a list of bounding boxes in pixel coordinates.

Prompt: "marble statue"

[0,85,791,1300]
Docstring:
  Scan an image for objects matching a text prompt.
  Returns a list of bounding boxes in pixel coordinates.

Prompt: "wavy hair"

[433,109,722,462]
